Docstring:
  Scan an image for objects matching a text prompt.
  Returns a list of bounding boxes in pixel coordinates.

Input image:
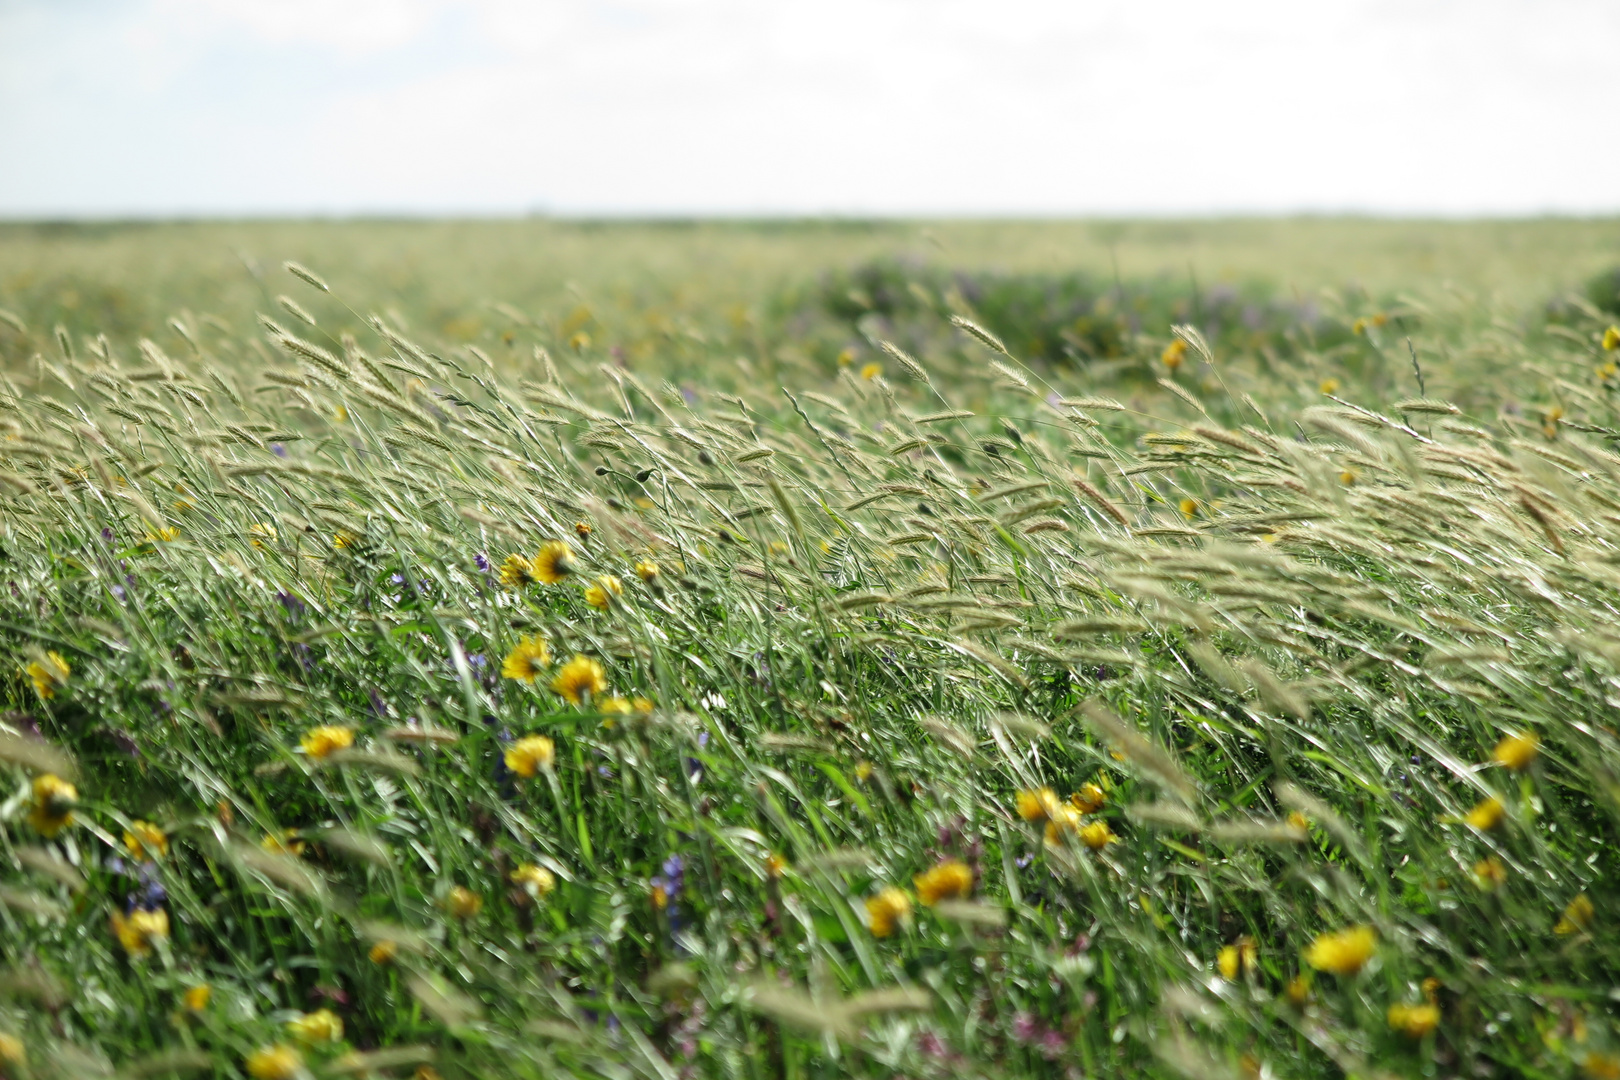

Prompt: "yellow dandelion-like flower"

[1079,820,1117,850]
[501,635,551,682]
[1303,925,1376,976]
[551,654,607,705]
[145,526,181,543]
[332,405,348,424]
[1285,973,1311,1007]
[300,725,354,760]
[1161,339,1188,370]
[111,907,170,958]
[1557,893,1595,935]
[1351,317,1367,335]
[635,559,660,583]
[504,735,555,778]
[0,1033,25,1066]
[124,820,169,860]
[249,522,277,549]
[287,1009,343,1044]
[765,853,787,880]
[913,860,974,906]
[368,940,398,965]
[836,348,855,367]
[651,882,669,911]
[1069,783,1107,814]
[865,886,912,938]
[1218,937,1257,980]
[1287,810,1310,832]
[498,553,535,588]
[574,521,593,538]
[1044,804,1082,845]
[28,773,77,837]
[1492,731,1540,771]
[1604,326,1620,351]
[1465,795,1504,831]
[183,984,212,1012]
[1339,469,1357,486]
[1387,1002,1439,1038]
[261,830,306,857]
[569,330,591,351]
[510,863,556,898]
[600,697,633,718]
[632,696,655,713]
[859,362,882,381]
[584,574,624,610]
[1016,787,1061,822]
[1473,857,1507,889]
[1178,497,1198,519]
[1319,378,1340,395]
[445,886,482,920]
[854,761,873,782]
[532,540,575,584]
[25,651,70,700]
[245,1043,303,1080]
[333,530,358,550]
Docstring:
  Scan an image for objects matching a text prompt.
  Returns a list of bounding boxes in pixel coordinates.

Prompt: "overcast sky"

[1,0,1617,217]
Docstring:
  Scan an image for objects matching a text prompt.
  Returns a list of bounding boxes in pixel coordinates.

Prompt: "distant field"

[1,218,1619,1080]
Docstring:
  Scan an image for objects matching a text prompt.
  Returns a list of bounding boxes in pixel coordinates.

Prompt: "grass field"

[1,218,1619,1080]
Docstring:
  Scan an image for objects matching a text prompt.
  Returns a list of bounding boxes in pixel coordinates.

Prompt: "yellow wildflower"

[1285,973,1311,1007]
[300,725,354,760]
[145,526,181,543]
[1352,317,1367,335]
[287,1009,343,1044]
[574,521,593,538]
[501,635,551,682]
[532,540,575,584]
[854,761,873,782]
[765,853,786,879]
[1287,810,1310,832]
[1016,787,1061,822]
[183,984,212,1011]
[1492,731,1540,771]
[112,907,170,958]
[1557,893,1595,935]
[28,773,77,837]
[913,860,974,906]
[249,522,277,549]
[124,820,169,860]
[25,651,70,699]
[1339,469,1356,486]
[1466,795,1504,831]
[1303,925,1376,975]
[836,348,855,367]
[1179,497,1198,519]
[865,886,912,938]
[551,654,608,705]
[497,553,535,588]
[262,830,306,857]
[1079,820,1117,850]
[369,940,398,964]
[860,362,882,381]
[1387,1001,1439,1038]
[510,863,556,898]
[1319,378,1340,395]
[333,530,357,550]
[584,574,624,610]
[0,1034,24,1066]
[1604,326,1620,351]
[1069,783,1107,814]
[635,559,660,583]
[569,331,591,350]
[1473,857,1507,889]
[1044,804,1082,845]
[1161,338,1187,370]
[245,1043,303,1080]
[1217,937,1257,980]
[446,886,482,920]
[1586,1052,1620,1080]
[504,735,555,778]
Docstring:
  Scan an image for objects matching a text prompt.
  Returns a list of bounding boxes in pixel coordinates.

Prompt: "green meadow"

[0,217,1618,1080]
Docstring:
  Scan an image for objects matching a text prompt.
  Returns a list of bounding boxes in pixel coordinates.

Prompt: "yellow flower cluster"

[1017,784,1115,849]
[504,735,555,778]
[287,1008,343,1043]
[1217,937,1257,980]
[498,540,576,587]
[25,651,70,699]
[1387,1001,1440,1038]
[124,820,169,860]
[1303,924,1377,976]
[29,773,77,837]
[112,907,170,958]
[866,886,912,938]
[300,725,354,760]
[913,860,973,906]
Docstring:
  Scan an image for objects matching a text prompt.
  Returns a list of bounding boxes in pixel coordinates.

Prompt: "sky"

[1,0,1617,218]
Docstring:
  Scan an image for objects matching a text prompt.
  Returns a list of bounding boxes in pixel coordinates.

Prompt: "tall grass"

[0,249,1617,1080]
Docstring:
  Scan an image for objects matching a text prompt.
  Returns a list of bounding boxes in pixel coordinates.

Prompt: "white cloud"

[0,0,1616,215]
